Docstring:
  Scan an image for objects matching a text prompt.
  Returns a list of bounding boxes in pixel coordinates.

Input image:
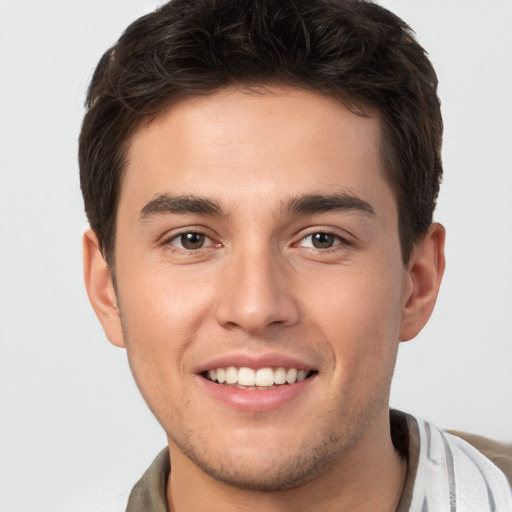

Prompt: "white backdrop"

[0,1,510,510]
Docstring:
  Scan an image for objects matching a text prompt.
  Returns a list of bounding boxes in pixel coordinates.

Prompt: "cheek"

[117,273,207,424]
[118,263,215,336]
[115,269,215,399]
[303,261,404,366]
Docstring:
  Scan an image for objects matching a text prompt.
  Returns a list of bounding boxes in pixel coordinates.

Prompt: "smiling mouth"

[202,366,317,390]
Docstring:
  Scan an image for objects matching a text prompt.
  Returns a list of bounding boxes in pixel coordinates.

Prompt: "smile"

[203,366,316,389]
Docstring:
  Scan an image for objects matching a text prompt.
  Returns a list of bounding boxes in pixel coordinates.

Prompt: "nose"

[214,245,300,334]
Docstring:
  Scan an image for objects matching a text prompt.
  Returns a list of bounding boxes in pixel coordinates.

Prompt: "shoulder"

[449,430,512,486]
[392,411,512,511]
[125,448,170,512]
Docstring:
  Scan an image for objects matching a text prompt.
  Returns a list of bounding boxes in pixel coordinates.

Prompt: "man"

[78,0,512,510]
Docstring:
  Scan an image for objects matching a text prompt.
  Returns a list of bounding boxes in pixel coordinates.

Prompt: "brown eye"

[179,232,206,250]
[311,233,337,249]
[297,232,344,250]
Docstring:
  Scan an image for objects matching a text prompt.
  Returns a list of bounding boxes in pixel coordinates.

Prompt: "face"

[94,87,417,489]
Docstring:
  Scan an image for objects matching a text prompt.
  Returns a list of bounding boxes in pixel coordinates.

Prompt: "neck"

[166,408,407,512]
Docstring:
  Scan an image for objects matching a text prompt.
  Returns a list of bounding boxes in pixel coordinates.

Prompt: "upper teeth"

[207,367,309,387]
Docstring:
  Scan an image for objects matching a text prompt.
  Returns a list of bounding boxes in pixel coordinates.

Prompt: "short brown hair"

[79,0,442,266]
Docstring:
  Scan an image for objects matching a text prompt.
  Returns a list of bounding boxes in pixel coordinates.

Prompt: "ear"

[83,229,125,348]
[400,223,446,341]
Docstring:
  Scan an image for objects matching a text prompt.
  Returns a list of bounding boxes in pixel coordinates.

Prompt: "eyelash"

[162,230,218,253]
[161,229,351,254]
[295,230,351,251]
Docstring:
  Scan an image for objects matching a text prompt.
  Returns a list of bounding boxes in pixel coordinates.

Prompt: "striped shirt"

[395,412,512,511]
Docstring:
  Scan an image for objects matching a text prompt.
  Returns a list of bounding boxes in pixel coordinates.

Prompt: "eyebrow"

[139,191,376,221]
[282,193,376,217]
[139,194,224,220]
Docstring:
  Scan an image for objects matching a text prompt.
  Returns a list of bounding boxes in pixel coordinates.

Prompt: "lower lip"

[197,375,317,412]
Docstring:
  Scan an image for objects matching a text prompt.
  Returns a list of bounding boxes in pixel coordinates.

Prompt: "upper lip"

[195,352,319,374]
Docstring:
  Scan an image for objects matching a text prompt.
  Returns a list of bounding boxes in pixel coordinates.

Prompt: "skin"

[84,86,445,511]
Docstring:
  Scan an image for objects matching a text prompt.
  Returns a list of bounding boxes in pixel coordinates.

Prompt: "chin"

[168,421,358,492]
[183,444,337,491]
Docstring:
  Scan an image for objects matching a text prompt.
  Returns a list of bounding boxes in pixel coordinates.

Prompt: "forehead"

[122,86,393,218]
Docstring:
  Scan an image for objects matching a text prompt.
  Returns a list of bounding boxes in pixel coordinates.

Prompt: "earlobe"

[399,223,446,342]
[83,229,125,348]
